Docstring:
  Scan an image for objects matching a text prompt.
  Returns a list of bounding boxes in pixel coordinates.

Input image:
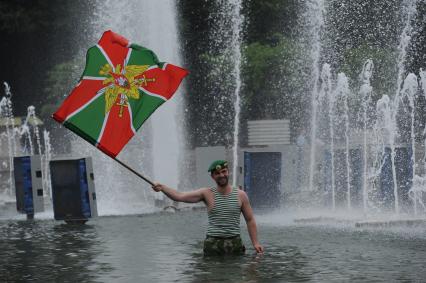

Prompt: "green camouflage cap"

[208,160,228,172]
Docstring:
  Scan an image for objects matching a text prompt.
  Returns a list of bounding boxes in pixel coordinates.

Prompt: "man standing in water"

[152,160,264,255]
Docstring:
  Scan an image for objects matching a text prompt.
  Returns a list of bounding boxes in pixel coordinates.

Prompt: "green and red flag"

[53,30,188,158]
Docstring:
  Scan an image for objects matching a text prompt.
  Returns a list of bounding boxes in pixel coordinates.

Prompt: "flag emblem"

[53,30,188,158]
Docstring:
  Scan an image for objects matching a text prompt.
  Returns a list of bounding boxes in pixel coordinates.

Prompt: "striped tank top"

[207,186,241,237]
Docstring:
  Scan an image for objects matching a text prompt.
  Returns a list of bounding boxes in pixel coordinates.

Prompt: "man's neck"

[216,184,232,194]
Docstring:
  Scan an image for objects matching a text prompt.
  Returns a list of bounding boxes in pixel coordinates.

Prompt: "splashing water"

[306,0,326,192]
[0,82,15,196]
[26,106,43,155]
[42,130,53,198]
[359,60,374,212]
[226,0,244,187]
[0,85,53,203]
[303,0,423,217]
[324,66,336,210]
[77,0,185,214]
[400,74,418,213]
[395,0,418,98]
[333,73,351,210]
[409,175,426,214]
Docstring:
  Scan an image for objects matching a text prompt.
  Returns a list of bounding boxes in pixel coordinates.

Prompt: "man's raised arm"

[152,183,206,203]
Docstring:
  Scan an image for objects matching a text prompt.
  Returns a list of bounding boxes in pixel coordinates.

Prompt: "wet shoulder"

[201,187,214,198]
[237,189,248,205]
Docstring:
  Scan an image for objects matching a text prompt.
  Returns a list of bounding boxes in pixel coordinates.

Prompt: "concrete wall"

[238,144,305,195]
[194,144,309,195]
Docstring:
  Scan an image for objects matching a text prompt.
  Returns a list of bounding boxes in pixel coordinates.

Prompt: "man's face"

[211,168,229,187]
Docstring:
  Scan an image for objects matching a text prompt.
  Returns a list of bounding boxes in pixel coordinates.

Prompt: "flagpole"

[113,157,155,186]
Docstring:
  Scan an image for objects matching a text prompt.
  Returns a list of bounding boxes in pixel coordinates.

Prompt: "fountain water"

[359,60,374,212]
[313,63,332,199]
[69,0,186,214]
[374,94,394,209]
[400,74,418,212]
[410,175,426,214]
[24,106,43,155]
[42,130,52,198]
[22,106,53,200]
[305,0,326,192]
[421,69,426,179]
[395,0,418,100]
[301,0,426,217]
[19,109,34,156]
[306,68,424,216]
[0,82,16,196]
[2,1,425,220]
[420,69,426,97]
[201,0,244,186]
[324,65,336,210]
[333,73,351,209]
[0,84,53,204]
[384,0,419,215]
[133,1,184,191]
[227,0,244,187]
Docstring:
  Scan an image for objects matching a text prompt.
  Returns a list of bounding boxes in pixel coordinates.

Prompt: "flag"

[53,30,188,158]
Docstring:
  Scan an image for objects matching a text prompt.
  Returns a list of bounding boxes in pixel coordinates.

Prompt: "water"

[132,0,184,190]
[333,73,351,210]
[325,66,336,211]
[0,82,15,196]
[0,85,53,201]
[410,175,426,214]
[227,0,244,187]
[0,0,421,220]
[303,1,426,216]
[0,1,185,215]
[400,74,418,211]
[94,0,184,189]
[389,0,420,211]
[310,67,424,214]
[200,0,244,186]
[395,0,418,98]
[42,130,53,198]
[24,106,42,155]
[305,0,326,193]
[72,0,184,213]
[1,211,425,282]
[359,60,374,213]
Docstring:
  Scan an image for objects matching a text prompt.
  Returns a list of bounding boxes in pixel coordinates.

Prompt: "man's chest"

[204,191,242,211]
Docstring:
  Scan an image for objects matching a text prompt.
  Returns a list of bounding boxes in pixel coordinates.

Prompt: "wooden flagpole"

[112,157,155,186]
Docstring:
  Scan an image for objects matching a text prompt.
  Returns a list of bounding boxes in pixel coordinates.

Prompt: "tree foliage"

[339,44,397,100]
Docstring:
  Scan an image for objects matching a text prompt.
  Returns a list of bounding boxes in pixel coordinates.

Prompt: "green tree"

[339,44,397,101]
[40,59,84,119]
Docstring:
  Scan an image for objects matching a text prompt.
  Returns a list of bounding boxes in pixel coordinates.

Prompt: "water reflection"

[1,212,426,282]
[186,245,312,283]
[0,220,111,282]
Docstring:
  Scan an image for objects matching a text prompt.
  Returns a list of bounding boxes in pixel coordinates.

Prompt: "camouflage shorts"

[203,235,246,256]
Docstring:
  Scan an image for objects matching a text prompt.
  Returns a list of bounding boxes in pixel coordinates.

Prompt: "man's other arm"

[240,190,264,253]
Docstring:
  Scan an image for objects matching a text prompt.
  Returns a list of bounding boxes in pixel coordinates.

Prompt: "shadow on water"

[0,220,112,282]
[185,244,312,283]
